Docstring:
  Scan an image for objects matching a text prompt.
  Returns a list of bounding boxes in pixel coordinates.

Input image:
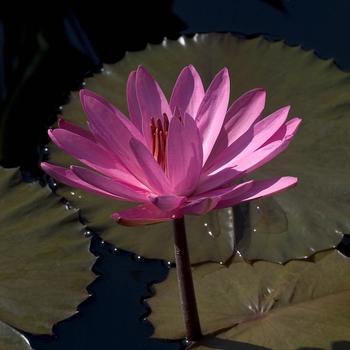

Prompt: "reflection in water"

[249,197,288,234]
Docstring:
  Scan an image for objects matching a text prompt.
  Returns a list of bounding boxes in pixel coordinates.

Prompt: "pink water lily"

[41,65,301,226]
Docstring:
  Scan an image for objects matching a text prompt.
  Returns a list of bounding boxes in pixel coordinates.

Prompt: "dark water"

[24,235,185,350]
[2,1,350,349]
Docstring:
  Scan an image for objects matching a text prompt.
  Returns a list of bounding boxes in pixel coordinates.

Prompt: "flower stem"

[173,217,202,342]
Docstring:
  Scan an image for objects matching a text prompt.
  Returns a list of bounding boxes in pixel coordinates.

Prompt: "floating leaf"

[0,167,95,334]
[0,320,33,350]
[148,250,350,349]
[48,33,348,263]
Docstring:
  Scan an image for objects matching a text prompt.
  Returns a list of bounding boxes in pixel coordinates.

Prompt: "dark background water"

[1,1,350,349]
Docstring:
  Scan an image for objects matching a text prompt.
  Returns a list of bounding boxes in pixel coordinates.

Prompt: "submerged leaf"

[49,33,349,263]
[148,250,350,349]
[0,167,95,334]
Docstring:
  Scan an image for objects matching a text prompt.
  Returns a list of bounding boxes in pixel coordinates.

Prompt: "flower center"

[150,113,169,172]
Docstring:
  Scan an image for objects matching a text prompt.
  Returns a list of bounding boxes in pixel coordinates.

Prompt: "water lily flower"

[41,65,301,226]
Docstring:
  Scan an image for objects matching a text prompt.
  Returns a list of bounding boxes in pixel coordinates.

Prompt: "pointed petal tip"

[40,161,49,171]
[79,88,90,99]
[137,65,148,74]
[251,87,266,96]
[80,89,107,104]
[219,67,229,78]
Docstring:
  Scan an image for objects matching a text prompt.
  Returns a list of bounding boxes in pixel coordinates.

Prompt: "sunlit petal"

[215,177,298,209]
[196,68,230,164]
[169,65,205,118]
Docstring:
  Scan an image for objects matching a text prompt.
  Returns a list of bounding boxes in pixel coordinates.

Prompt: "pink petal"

[196,118,301,192]
[205,106,291,174]
[111,203,181,226]
[215,177,298,209]
[126,70,143,134]
[179,196,221,215]
[195,68,230,164]
[232,118,302,175]
[58,119,95,142]
[259,117,302,147]
[135,66,173,149]
[80,89,151,180]
[247,106,291,151]
[49,129,114,172]
[191,180,254,200]
[149,194,187,211]
[169,65,205,118]
[167,113,203,196]
[49,128,142,187]
[41,163,132,200]
[195,167,241,195]
[129,137,172,194]
[80,89,146,149]
[205,88,266,167]
[71,166,149,202]
[85,120,145,182]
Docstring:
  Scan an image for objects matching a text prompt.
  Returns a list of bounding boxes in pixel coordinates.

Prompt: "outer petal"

[197,118,302,192]
[169,65,205,118]
[111,203,181,226]
[80,89,146,150]
[149,194,187,211]
[195,68,230,164]
[80,89,152,180]
[191,180,254,200]
[58,119,95,142]
[135,66,173,149]
[48,128,143,188]
[179,196,221,216]
[41,163,134,200]
[167,113,203,196]
[205,89,266,167]
[71,166,149,202]
[126,70,143,134]
[85,120,147,184]
[215,177,298,209]
[205,106,291,174]
[232,118,302,176]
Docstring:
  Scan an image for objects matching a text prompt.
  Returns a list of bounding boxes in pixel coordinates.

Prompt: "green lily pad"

[148,250,350,349]
[0,320,33,350]
[48,33,348,263]
[53,154,235,265]
[0,167,96,334]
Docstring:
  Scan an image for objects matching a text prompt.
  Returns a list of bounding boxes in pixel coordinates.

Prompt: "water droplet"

[249,197,288,234]
[178,37,186,46]
[182,339,193,346]
[203,221,217,238]
[131,253,142,262]
[84,230,93,238]
[65,203,72,210]
[161,259,171,269]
